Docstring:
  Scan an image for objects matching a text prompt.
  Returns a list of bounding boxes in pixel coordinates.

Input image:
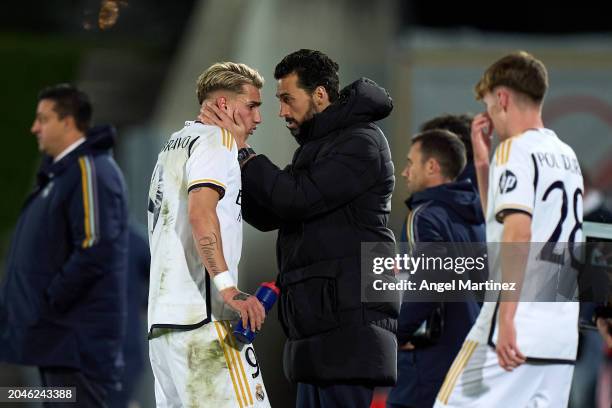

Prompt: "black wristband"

[238,147,256,163]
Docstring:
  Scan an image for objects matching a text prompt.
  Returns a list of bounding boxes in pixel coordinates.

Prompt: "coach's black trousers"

[297,382,374,408]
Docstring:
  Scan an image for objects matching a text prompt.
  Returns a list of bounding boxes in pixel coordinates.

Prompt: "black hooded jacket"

[241,78,399,385]
[401,180,485,243]
[390,181,485,407]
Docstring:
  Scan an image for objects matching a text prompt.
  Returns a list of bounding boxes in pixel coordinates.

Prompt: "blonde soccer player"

[147,62,271,408]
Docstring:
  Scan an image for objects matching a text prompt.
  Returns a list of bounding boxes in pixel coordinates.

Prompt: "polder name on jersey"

[533,151,581,175]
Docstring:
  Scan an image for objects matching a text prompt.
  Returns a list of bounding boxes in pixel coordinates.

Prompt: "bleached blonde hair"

[196,62,264,104]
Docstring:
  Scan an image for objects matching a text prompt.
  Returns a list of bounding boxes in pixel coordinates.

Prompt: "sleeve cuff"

[495,204,533,223]
[188,179,226,199]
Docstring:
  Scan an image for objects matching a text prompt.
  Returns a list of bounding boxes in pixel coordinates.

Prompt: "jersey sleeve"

[185,128,234,199]
[492,137,535,222]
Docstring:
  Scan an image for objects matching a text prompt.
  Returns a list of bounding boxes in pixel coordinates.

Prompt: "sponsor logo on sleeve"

[499,170,517,194]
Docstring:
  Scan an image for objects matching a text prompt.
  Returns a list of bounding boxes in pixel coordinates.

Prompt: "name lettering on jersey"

[499,170,517,194]
[161,135,194,152]
[534,152,581,175]
[236,189,242,222]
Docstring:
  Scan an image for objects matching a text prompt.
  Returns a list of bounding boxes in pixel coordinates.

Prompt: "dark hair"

[412,129,466,180]
[475,51,548,104]
[38,83,92,132]
[274,49,340,103]
[420,114,473,161]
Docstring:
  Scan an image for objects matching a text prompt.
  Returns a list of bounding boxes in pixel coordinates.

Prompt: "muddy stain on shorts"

[158,265,169,296]
[161,201,173,228]
[185,335,229,408]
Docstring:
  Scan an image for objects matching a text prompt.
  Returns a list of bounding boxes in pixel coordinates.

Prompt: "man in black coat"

[0,84,128,407]
[201,49,399,408]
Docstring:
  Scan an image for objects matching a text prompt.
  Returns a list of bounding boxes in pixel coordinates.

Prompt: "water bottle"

[233,281,280,343]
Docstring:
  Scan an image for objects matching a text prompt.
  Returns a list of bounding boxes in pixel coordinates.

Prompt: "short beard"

[290,98,318,137]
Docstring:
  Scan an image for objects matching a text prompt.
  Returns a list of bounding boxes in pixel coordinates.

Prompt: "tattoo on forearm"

[233,293,250,301]
[198,233,220,273]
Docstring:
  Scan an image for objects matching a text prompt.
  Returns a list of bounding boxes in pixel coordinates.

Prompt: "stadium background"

[1,0,611,406]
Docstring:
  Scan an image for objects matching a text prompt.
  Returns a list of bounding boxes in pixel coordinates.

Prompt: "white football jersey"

[147,121,242,335]
[468,128,583,361]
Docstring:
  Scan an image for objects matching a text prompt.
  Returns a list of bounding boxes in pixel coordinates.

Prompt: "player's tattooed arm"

[188,185,266,330]
[224,289,264,331]
[197,232,222,275]
[233,292,251,301]
[188,187,229,276]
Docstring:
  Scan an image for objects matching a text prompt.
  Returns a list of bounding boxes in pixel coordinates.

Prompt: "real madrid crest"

[42,181,54,198]
[255,383,265,402]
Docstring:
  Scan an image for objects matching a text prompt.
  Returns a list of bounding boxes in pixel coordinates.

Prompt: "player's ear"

[215,96,228,110]
[497,89,509,111]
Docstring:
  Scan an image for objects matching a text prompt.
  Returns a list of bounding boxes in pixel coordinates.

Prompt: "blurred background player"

[435,51,584,407]
[0,83,129,407]
[387,129,484,408]
[147,62,269,407]
[399,113,484,245]
[419,114,478,192]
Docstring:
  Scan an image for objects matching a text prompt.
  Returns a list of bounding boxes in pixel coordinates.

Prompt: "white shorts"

[149,320,271,408]
[434,340,574,408]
